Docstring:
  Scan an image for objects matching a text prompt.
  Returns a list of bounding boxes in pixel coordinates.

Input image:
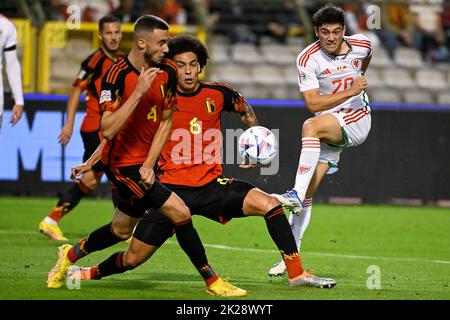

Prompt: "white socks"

[288,198,312,251]
[294,137,320,200]
[44,217,58,225]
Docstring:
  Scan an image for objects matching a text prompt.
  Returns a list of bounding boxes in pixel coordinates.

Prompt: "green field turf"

[0,196,449,300]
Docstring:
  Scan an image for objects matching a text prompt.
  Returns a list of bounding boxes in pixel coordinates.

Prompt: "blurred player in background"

[0,14,24,131]
[47,15,246,297]
[269,4,373,275]
[68,35,336,291]
[38,15,123,241]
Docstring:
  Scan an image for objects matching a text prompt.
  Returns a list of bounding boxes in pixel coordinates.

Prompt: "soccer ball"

[238,126,278,165]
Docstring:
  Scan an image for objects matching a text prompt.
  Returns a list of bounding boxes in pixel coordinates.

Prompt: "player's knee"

[122,251,145,269]
[258,195,281,215]
[174,204,191,223]
[110,222,133,240]
[80,174,100,191]
[302,118,317,136]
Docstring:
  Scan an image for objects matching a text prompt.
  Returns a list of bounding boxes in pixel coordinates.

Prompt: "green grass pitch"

[0,196,449,300]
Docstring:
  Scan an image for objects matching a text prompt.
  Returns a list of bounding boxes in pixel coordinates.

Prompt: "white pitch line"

[165,240,450,265]
[2,229,450,265]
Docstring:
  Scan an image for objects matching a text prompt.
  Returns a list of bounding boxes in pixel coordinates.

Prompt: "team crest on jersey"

[205,98,215,113]
[297,165,311,174]
[351,59,361,70]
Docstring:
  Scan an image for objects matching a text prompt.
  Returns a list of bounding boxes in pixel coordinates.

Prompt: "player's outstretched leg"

[271,190,303,213]
[66,220,247,297]
[39,181,91,240]
[47,244,73,288]
[268,199,313,276]
[288,272,336,288]
[46,209,135,288]
[244,189,335,288]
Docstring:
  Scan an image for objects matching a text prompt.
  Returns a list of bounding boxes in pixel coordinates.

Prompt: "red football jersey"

[73,48,122,132]
[100,57,177,167]
[157,82,246,186]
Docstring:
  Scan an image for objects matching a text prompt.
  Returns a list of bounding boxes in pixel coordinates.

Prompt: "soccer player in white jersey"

[0,14,24,130]
[269,4,372,276]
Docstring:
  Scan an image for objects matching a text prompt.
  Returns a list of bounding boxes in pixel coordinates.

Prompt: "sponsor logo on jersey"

[337,66,347,71]
[351,59,361,70]
[297,165,311,174]
[320,68,332,76]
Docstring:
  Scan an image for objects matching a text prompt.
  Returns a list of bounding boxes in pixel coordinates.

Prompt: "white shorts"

[319,108,371,174]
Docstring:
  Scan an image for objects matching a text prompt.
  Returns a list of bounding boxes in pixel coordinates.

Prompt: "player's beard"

[145,51,163,66]
[104,41,120,54]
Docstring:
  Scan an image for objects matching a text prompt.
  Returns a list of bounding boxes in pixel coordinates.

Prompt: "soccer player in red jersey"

[47,15,245,297]
[69,35,337,291]
[39,15,123,241]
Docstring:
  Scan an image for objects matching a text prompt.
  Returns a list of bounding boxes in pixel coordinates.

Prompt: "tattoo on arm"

[239,100,258,127]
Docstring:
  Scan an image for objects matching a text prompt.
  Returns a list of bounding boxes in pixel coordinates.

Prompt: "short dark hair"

[166,35,209,69]
[312,4,345,28]
[99,15,121,32]
[134,15,169,34]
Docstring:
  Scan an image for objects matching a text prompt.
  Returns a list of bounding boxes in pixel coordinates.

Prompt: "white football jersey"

[0,14,19,108]
[296,34,371,115]
[0,15,18,61]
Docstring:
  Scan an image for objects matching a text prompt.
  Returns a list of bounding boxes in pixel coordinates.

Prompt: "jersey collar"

[176,82,203,97]
[320,38,352,60]
[124,55,141,76]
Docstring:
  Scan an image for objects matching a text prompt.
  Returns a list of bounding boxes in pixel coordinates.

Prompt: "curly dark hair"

[166,34,209,69]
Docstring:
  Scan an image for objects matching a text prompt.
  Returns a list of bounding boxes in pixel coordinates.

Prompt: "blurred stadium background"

[1,0,449,206]
[0,0,449,301]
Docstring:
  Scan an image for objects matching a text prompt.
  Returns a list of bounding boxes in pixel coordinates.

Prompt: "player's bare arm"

[239,100,258,127]
[302,77,367,113]
[139,108,173,187]
[70,139,107,181]
[58,86,83,146]
[101,67,160,140]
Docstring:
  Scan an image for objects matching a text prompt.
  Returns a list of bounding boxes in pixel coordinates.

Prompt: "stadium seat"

[437,91,450,105]
[209,64,253,86]
[238,84,271,99]
[260,43,297,65]
[51,60,79,88]
[370,47,393,68]
[231,44,263,65]
[364,68,385,89]
[415,69,448,91]
[368,88,402,103]
[209,39,230,65]
[282,65,300,87]
[394,48,424,69]
[403,89,434,104]
[383,69,416,89]
[287,36,305,55]
[251,65,286,86]
[269,84,300,100]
